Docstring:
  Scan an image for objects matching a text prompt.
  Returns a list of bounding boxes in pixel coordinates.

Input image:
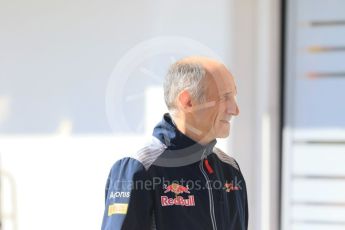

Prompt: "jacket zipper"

[199,148,218,230]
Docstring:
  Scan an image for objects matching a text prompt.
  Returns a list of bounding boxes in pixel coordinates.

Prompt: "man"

[102,56,248,230]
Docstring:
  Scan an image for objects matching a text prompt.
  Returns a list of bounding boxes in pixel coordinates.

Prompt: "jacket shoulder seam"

[213,147,240,171]
[133,136,167,170]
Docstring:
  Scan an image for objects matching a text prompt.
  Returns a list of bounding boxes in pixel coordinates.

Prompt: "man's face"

[190,65,239,140]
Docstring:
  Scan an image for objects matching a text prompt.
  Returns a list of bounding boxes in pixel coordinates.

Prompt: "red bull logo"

[163,183,190,196]
[161,183,195,207]
[161,195,195,206]
[224,182,240,192]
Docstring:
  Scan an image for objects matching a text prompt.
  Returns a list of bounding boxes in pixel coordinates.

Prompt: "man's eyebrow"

[222,91,234,96]
[220,90,237,98]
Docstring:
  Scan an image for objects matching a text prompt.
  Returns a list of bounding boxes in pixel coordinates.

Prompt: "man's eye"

[217,97,225,103]
[222,95,231,101]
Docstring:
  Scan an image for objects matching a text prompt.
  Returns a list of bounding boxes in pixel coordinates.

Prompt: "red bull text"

[161,183,195,206]
[161,195,195,206]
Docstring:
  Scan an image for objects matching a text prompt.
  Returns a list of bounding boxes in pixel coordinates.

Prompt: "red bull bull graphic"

[161,183,195,206]
[163,183,190,196]
[224,181,240,192]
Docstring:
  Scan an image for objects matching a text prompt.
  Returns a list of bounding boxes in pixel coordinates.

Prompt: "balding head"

[177,56,224,72]
[163,56,239,144]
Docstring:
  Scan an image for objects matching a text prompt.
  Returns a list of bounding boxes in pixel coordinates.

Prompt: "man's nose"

[226,102,240,116]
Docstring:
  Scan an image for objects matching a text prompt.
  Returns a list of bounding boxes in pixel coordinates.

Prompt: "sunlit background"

[1,0,345,229]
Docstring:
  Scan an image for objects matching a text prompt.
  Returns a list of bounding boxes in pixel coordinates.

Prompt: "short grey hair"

[163,61,207,112]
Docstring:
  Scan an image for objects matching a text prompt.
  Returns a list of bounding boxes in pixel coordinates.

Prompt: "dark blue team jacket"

[102,113,248,230]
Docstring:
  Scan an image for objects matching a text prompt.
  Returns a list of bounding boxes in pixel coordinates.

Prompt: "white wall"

[0,135,148,230]
[230,0,281,230]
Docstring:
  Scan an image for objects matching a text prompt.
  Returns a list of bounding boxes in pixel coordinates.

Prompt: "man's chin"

[217,130,230,138]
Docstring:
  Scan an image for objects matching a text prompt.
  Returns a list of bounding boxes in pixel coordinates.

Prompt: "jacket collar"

[153,113,217,155]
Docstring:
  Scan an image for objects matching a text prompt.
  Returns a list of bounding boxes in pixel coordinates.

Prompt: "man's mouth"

[220,116,232,124]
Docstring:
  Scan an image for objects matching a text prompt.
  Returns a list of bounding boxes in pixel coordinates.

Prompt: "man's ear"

[177,90,193,112]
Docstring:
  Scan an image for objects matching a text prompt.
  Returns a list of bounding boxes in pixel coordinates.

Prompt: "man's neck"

[170,113,213,145]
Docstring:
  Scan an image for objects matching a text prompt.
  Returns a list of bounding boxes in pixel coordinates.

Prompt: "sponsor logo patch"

[224,181,240,192]
[108,203,128,216]
[161,183,195,206]
[109,191,130,199]
[161,195,195,206]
